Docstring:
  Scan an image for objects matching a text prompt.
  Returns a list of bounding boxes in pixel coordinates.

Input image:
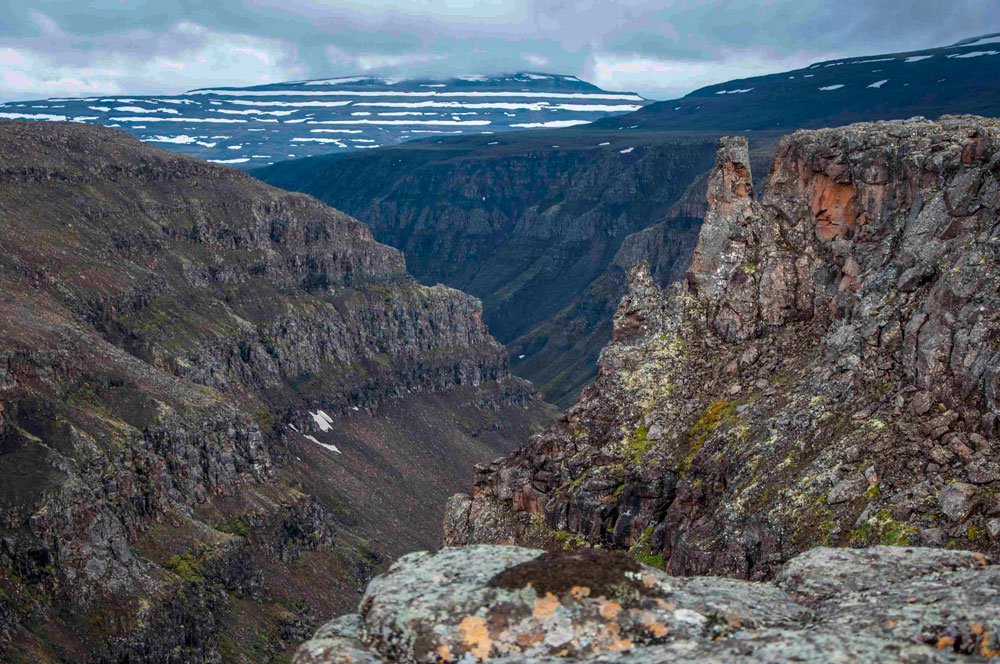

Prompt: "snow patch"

[868,79,889,89]
[0,111,67,121]
[303,434,341,454]
[951,35,1000,48]
[947,50,999,59]
[509,119,590,128]
[311,410,335,432]
[143,134,216,147]
[818,84,845,91]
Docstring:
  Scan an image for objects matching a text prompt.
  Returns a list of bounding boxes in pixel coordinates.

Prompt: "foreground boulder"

[447,115,1000,575]
[295,544,999,662]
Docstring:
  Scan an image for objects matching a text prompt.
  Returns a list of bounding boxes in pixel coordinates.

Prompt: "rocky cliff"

[446,115,1000,577]
[0,120,552,662]
[295,544,999,662]
[256,131,748,406]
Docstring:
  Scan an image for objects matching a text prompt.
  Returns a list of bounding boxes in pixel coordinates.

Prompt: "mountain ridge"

[594,35,1000,131]
[0,72,648,166]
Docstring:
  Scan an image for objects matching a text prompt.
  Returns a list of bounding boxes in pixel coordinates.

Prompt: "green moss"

[849,511,916,547]
[628,526,665,570]
[681,398,737,474]
[967,524,990,545]
[253,408,275,431]
[625,423,652,464]
[864,484,881,498]
[165,551,206,583]
[218,514,253,538]
[552,529,590,551]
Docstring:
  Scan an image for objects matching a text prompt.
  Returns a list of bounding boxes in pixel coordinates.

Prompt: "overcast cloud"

[1,0,998,102]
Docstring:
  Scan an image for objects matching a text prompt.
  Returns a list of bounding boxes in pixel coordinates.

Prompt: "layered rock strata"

[0,120,551,661]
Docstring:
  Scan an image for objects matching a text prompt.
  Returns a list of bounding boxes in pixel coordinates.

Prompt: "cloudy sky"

[2,0,998,102]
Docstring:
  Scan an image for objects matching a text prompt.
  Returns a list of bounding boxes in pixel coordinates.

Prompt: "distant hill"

[593,34,1000,131]
[0,73,648,165]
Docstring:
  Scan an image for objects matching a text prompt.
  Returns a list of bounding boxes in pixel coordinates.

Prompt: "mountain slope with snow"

[593,34,1000,131]
[0,73,647,165]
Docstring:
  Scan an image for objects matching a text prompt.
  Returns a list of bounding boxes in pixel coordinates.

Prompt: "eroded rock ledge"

[295,544,999,662]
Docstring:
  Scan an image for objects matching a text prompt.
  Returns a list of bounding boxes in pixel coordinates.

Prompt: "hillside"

[0,120,553,662]
[595,34,1000,131]
[0,73,648,165]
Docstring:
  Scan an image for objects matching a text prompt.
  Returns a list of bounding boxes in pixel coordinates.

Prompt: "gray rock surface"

[295,544,999,662]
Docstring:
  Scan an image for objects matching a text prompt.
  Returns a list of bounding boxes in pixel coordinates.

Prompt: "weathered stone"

[938,483,978,521]
[296,545,1000,663]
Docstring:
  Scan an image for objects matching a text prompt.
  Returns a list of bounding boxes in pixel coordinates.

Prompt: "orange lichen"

[533,593,560,620]
[971,624,1000,657]
[458,615,492,660]
[599,600,623,620]
[638,611,669,638]
[936,635,955,649]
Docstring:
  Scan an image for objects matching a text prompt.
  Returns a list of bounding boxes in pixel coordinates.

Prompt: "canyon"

[292,116,1000,664]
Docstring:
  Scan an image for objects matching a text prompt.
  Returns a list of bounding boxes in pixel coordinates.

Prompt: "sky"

[2,0,999,102]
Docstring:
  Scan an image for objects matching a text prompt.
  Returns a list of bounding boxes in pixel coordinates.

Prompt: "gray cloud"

[2,0,998,102]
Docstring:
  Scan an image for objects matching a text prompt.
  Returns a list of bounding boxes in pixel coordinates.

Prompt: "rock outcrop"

[0,120,553,662]
[447,116,1000,577]
[295,544,999,662]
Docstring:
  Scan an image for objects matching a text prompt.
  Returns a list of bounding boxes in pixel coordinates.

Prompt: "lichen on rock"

[295,544,1000,662]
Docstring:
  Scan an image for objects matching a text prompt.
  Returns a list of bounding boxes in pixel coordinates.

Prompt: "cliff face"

[447,115,1000,578]
[256,133,728,406]
[0,121,552,662]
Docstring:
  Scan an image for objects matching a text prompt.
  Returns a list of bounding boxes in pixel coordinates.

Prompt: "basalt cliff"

[446,115,1000,577]
[0,120,552,662]
[256,132,754,407]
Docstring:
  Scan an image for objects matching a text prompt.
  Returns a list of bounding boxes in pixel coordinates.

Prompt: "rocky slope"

[446,115,1000,578]
[257,131,764,406]
[295,544,999,662]
[0,120,552,662]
